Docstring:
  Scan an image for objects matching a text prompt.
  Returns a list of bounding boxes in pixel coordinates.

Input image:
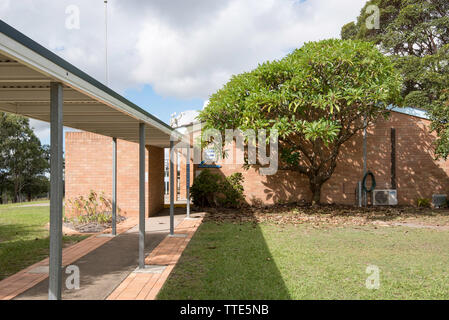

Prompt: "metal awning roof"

[0,20,179,147]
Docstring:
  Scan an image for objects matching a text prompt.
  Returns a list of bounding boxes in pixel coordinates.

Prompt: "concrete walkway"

[1,208,196,300]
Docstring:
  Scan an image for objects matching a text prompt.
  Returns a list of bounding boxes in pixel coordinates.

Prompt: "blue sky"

[124,85,204,124]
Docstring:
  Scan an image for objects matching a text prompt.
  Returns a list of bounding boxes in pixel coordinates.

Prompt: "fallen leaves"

[200,203,449,229]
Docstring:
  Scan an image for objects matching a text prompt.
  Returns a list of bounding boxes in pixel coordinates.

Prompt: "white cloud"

[0,0,10,12]
[0,0,141,92]
[29,119,50,144]
[0,0,367,99]
[132,0,367,99]
[28,119,80,146]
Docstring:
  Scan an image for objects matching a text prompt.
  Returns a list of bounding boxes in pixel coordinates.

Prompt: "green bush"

[417,198,431,208]
[217,173,245,208]
[190,170,222,207]
[190,170,245,208]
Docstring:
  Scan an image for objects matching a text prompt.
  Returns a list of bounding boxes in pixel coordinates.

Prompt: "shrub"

[190,170,245,208]
[217,173,245,208]
[190,170,222,207]
[417,198,431,208]
[67,190,122,224]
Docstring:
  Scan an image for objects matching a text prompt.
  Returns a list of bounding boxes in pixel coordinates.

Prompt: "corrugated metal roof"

[0,20,182,147]
[391,106,429,120]
[0,20,173,132]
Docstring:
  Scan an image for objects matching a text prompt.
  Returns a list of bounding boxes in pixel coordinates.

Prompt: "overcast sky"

[0,0,367,144]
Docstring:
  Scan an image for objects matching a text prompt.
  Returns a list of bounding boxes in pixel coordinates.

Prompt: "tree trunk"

[14,180,19,203]
[310,182,322,206]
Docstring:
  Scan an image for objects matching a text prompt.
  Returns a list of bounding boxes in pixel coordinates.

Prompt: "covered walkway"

[0,20,192,299]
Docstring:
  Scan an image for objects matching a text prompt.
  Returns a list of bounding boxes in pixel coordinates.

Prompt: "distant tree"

[341,0,449,158]
[340,22,358,41]
[199,39,402,205]
[22,175,50,202]
[0,112,50,202]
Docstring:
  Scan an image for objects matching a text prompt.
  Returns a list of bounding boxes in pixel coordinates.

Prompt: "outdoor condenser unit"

[372,190,398,206]
[432,194,447,208]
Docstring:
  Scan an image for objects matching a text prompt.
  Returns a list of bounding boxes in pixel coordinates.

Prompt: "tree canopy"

[199,39,402,204]
[0,112,50,203]
[341,0,449,158]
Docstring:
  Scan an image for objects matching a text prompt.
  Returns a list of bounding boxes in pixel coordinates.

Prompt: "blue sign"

[198,161,222,169]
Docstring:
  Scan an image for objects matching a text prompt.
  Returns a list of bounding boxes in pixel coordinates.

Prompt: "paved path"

[0,208,199,300]
[0,216,137,300]
[19,203,50,207]
[13,208,193,300]
[391,221,449,231]
[107,214,204,300]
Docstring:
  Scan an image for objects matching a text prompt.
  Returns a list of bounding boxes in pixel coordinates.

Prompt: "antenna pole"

[104,0,109,86]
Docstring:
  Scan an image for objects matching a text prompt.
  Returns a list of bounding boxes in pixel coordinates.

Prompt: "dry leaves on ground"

[199,203,449,229]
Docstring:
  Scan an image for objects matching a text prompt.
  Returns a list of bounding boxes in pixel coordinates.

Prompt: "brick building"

[65,132,165,217]
[65,107,449,217]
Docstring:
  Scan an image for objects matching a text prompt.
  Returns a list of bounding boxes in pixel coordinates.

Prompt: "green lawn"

[158,220,449,300]
[0,201,88,280]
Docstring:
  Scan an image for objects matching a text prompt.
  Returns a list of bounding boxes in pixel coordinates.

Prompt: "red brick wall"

[65,132,164,217]
[148,146,165,214]
[320,111,449,205]
[66,111,449,208]
[191,112,449,206]
[179,148,194,200]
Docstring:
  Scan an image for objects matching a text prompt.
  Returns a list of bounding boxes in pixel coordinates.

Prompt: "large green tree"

[341,0,449,158]
[199,39,402,204]
[0,112,50,202]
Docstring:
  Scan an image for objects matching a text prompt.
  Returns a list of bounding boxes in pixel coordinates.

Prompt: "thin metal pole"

[138,123,145,268]
[104,0,109,86]
[169,141,175,235]
[49,82,63,300]
[357,181,362,207]
[186,145,191,219]
[112,137,117,236]
[390,128,397,189]
[363,114,367,207]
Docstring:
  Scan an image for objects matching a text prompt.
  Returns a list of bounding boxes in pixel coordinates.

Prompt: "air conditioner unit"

[432,194,447,208]
[373,189,398,206]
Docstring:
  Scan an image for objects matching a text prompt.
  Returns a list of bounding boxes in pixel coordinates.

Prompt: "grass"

[158,220,449,300]
[0,200,88,280]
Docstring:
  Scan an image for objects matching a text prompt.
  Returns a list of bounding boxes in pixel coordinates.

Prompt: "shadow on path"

[15,208,188,300]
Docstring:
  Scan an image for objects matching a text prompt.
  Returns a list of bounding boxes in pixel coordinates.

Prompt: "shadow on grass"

[156,169,291,299]
[0,234,86,281]
[158,217,291,300]
[0,223,46,243]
